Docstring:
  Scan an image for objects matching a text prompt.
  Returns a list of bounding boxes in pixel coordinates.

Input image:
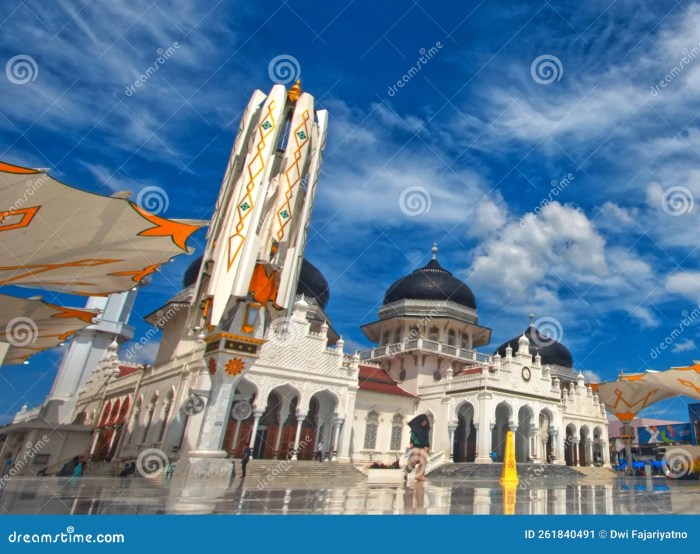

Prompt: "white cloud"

[582,369,602,383]
[665,271,700,303]
[672,338,696,354]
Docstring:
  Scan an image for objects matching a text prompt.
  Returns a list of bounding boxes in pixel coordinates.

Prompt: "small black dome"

[383,258,477,309]
[494,325,573,368]
[296,259,330,309]
[183,255,204,289]
[182,256,330,309]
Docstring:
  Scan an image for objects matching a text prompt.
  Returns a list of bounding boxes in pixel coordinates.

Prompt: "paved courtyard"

[1,475,698,515]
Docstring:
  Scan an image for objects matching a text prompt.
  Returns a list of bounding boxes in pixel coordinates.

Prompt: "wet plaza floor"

[1,475,698,515]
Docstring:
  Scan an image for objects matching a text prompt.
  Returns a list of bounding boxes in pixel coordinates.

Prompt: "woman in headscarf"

[404,414,430,481]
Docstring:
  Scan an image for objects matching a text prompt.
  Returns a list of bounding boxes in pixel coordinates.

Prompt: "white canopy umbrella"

[0,160,201,296]
[0,293,98,365]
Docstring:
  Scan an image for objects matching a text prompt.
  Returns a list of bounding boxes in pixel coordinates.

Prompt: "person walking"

[240,446,251,479]
[404,414,430,482]
[315,441,324,462]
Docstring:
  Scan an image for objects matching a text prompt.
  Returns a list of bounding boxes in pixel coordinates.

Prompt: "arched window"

[461,334,469,349]
[393,329,401,344]
[390,414,403,450]
[428,327,439,341]
[447,330,456,346]
[363,411,379,450]
[408,326,419,340]
[381,331,390,346]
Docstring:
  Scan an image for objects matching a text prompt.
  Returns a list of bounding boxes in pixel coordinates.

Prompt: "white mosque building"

[0,81,609,476]
[3,246,610,473]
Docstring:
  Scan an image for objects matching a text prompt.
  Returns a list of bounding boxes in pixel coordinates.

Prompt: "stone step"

[430,463,583,480]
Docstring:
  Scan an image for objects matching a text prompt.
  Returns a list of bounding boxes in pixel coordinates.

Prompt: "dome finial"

[529,313,535,326]
[288,79,302,102]
[431,243,438,259]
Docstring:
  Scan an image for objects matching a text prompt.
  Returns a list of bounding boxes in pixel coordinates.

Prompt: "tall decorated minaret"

[176,80,328,482]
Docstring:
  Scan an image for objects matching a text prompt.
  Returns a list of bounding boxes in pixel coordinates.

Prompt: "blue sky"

[2,0,700,423]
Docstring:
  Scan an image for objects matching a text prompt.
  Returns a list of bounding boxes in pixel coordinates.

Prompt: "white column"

[248,409,264,453]
[474,392,493,463]
[89,430,101,456]
[291,412,307,461]
[573,438,580,466]
[601,440,611,468]
[529,425,538,462]
[331,420,342,462]
[586,439,594,467]
[448,424,457,462]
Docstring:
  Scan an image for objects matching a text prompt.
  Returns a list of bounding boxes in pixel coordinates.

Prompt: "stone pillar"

[247,409,264,454]
[573,438,580,466]
[474,392,493,463]
[601,440,611,468]
[529,425,538,462]
[291,412,307,461]
[586,439,594,467]
[331,419,342,462]
[448,423,457,462]
[273,420,284,460]
[89,429,102,456]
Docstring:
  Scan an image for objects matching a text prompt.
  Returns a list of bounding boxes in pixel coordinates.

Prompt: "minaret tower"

[33,289,136,424]
[175,79,329,482]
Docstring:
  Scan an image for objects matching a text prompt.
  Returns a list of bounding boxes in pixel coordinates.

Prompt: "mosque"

[1,81,610,476]
[5,244,610,473]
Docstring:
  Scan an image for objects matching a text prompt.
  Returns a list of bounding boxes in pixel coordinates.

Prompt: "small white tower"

[42,289,136,423]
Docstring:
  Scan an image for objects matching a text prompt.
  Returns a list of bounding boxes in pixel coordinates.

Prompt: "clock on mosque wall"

[521,367,531,382]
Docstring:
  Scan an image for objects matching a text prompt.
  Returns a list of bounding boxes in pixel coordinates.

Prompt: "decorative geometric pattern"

[226,99,278,271]
[225,357,245,376]
[275,108,311,241]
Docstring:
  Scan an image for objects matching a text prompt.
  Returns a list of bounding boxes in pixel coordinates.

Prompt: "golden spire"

[287,79,302,102]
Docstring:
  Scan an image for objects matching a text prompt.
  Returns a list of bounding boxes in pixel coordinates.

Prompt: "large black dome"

[383,257,477,309]
[181,256,330,310]
[494,325,573,368]
[296,259,330,310]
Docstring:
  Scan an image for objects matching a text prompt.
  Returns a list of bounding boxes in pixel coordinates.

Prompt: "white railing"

[358,339,492,365]
[425,451,446,475]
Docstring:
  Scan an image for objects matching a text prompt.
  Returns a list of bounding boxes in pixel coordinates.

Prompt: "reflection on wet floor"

[0,476,698,515]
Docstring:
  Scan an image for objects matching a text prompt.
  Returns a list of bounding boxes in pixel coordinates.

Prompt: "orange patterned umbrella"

[591,373,674,422]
